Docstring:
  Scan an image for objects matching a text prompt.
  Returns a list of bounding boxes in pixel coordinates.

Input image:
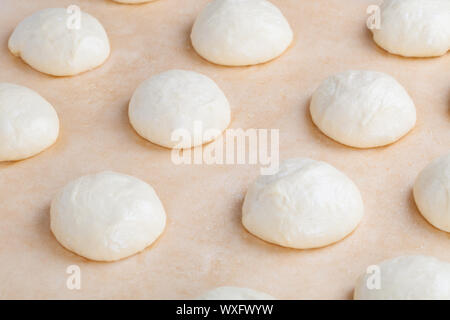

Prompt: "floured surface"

[0,0,449,299]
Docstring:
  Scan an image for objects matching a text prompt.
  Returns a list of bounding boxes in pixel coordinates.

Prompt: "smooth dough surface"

[242,158,364,249]
[9,8,110,76]
[129,69,230,149]
[414,153,450,232]
[310,70,416,148]
[354,255,450,300]
[0,83,59,161]
[50,171,166,261]
[372,0,450,57]
[191,0,293,66]
[197,287,275,300]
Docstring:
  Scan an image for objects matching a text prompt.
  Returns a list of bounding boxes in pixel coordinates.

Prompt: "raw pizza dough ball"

[8,8,110,76]
[413,153,450,232]
[191,0,293,66]
[50,171,166,261]
[0,83,59,161]
[354,255,450,300]
[197,287,275,300]
[242,158,364,249]
[310,70,416,148]
[112,0,157,3]
[129,70,230,149]
[372,0,450,57]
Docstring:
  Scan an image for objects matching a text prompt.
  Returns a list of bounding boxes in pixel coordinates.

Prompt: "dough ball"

[414,153,450,232]
[310,70,416,148]
[0,83,59,161]
[197,287,275,300]
[191,0,293,66]
[112,0,157,3]
[242,158,364,249]
[9,8,110,76]
[129,70,230,149]
[50,171,166,261]
[354,255,450,300]
[372,0,450,57]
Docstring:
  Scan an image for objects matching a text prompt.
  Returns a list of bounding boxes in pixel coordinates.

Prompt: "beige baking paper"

[0,0,449,299]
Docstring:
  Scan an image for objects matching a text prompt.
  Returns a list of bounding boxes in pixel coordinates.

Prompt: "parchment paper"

[0,0,449,299]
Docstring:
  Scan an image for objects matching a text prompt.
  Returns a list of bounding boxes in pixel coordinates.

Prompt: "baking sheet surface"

[0,0,449,299]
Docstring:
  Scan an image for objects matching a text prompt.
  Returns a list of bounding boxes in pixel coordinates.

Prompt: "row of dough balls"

[0,69,232,162]
[7,0,293,76]
[47,154,450,300]
[3,0,449,299]
[48,154,449,269]
[2,72,449,249]
[0,67,419,161]
[0,66,419,163]
[7,0,450,77]
[199,255,450,300]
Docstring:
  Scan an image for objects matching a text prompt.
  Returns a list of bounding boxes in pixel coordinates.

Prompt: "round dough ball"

[8,8,110,76]
[372,0,450,57]
[197,287,275,300]
[310,70,416,148]
[354,255,450,300]
[242,158,364,249]
[112,0,157,3]
[129,70,231,149]
[191,0,293,66]
[50,171,166,261]
[414,153,450,232]
[0,83,59,161]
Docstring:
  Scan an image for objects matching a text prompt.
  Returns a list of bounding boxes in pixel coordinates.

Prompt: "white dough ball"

[354,255,450,300]
[191,0,293,66]
[414,153,450,232]
[0,83,59,161]
[242,158,364,249]
[310,70,416,148]
[129,70,231,149]
[372,0,450,57]
[50,171,166,261]
[197,287,275,300]
[9,8,110,76]
[112,0,157,3]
